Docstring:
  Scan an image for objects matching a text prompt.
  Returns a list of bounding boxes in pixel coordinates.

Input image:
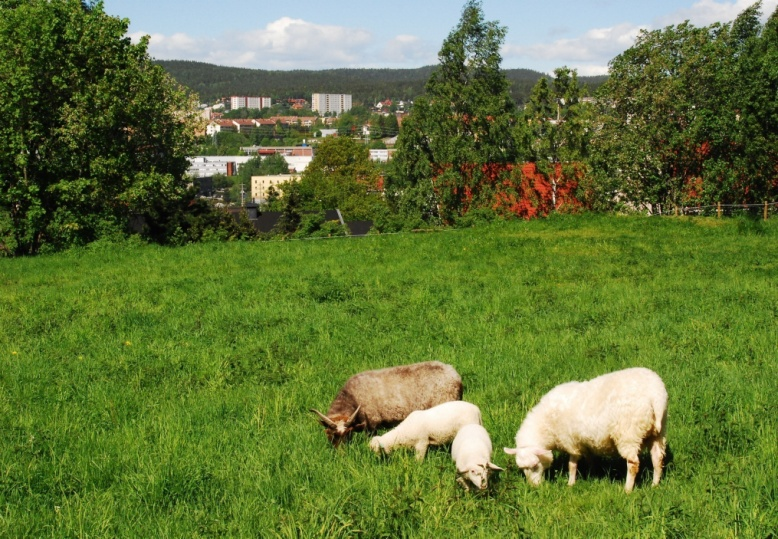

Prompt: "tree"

[590,3,778,211]
[292,136,384,220]
[723,2,778,204]
[387,0,519,222]
[0,0,202,254]
[523,68,591,207]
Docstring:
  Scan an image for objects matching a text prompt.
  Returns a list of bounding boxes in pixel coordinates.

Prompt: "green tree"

[0,0,203,254]
[523,68,591,207]
[387,0,519,222]
[291,136,384,220]
[723,2,778,204]
[589,6,778,211]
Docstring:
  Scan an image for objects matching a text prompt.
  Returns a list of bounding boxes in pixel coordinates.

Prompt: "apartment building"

[230,96,272,110]
[251,174,298,203]
[311,93,352,115]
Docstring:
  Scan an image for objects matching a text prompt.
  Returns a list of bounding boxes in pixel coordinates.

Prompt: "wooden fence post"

[765,201,769,221]
[717,202,722,219]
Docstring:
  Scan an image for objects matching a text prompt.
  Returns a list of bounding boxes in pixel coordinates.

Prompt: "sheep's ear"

[488,462,504,472]
[503,447,518,455]
[534,448,554,466]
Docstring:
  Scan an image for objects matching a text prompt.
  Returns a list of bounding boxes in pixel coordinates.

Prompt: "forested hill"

[156,60,607,106]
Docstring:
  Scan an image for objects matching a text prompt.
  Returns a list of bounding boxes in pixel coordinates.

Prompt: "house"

[187,155,256,177]
[251,174,299,203]
[232,119,257,134]
[369,149,396,162]
[206,119,238,136]
[288,98,308,110]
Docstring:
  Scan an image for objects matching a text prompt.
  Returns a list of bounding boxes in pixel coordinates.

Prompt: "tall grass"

[1,215,776,537]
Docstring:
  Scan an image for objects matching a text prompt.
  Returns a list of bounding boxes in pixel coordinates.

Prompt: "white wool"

[369,401,482,460]
[451,423,503,491]
[504,367,668,493]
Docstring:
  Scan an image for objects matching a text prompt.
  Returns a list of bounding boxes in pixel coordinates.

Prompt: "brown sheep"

[310,361,463,447]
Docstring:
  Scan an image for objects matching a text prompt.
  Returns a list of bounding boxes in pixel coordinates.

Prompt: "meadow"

[1,214,776,538]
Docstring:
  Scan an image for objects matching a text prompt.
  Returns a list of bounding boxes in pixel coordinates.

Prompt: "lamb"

[503,367,668,493]
[310,361,463,447]
[369,401,482,460]
[451,423,503,491]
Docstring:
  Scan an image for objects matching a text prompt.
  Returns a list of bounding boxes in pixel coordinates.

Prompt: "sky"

[102,0,778,76]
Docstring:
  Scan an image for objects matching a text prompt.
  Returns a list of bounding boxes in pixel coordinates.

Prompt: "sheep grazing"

[504,367,668,493]
[451,423,503,491]
[369,401,482,460]
[310,361,462,447]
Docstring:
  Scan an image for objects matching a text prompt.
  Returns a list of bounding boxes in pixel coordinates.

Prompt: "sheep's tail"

[652,391,668,438]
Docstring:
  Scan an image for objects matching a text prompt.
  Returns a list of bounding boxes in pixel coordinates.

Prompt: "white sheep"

[369,401,482,460]
[504,367,668,493]
[451,423,503,491]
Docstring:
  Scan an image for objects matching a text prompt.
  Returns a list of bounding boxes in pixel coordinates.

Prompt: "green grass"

[1,214,777,538]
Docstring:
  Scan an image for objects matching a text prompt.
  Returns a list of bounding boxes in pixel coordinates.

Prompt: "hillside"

[2,215,776,536]
[156,60,608,105]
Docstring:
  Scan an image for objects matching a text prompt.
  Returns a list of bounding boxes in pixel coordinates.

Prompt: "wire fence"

[653,201,778,219]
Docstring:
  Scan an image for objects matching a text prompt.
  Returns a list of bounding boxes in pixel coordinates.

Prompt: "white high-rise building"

[230,96,272,110]
[311,93,352,115]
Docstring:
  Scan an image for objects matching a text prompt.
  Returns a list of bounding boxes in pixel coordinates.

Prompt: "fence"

[658,201,778,219]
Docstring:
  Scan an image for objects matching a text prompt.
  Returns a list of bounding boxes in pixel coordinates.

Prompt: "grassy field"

[1,214,776,538]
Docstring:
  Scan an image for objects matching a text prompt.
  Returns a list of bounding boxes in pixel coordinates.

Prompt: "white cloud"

[381,35,437,66]
[132,17,374,69]
[502,23,644,75]
[657,0,778,27]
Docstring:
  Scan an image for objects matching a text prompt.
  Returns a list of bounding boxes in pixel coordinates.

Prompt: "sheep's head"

[504,446,553,486]
[310,406,362,447]
[458,462,503,491]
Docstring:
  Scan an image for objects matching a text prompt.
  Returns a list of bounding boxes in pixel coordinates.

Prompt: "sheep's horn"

[310,408,337,428]
[345,405,361,427]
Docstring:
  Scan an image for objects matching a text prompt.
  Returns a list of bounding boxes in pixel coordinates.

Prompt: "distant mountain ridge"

[156,60,607,106]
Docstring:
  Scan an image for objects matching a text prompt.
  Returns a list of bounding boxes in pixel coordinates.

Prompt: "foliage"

[157,60,607,107]
[286,136,386,221]
[292,212,348,239]
[388,1,520,222]
[237,154,289,185]
[591,2,778,211]
[0,0,204,255]
[522,67,593,208]
[1,216,776,536]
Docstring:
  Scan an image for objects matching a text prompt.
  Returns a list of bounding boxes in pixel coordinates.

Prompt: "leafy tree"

[590,4,778,211]
[0,0,203,254]
[292,136,385,220]
[523,67,592,207]
[387,0,519,222]
[723,2,778,204]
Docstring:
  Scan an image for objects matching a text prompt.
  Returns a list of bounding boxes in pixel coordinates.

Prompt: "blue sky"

[102,0,777,76]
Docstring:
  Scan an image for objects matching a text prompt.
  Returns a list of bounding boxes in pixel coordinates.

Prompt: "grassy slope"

[1,215,776,537]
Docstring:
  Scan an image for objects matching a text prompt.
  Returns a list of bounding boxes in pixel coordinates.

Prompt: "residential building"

[251,174,299,203]
[230,96,272,110]
[369,149,396,162]
[237,146,315,172]
[288,98,308,110]
[311,93,352,115]
[187,156,256,177]
[206,119,238,136]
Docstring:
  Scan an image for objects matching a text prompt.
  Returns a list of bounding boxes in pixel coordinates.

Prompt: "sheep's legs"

[568,455,580,486]
[624,458,640,493]
[649,436,666,486]
[414,442,429,461]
